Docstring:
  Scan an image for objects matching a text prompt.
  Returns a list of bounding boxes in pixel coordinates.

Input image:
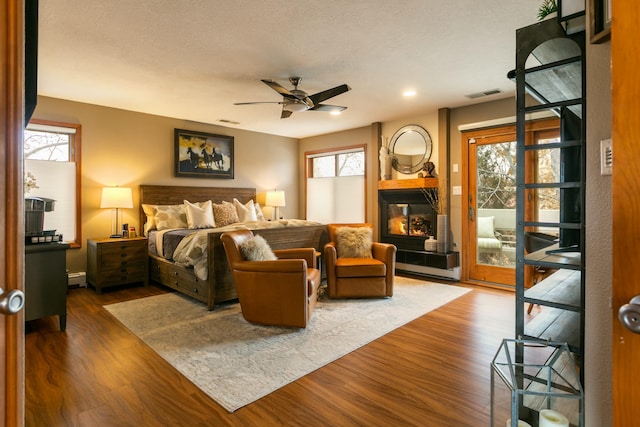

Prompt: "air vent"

[219,119,240,125]
[465,89,502,99]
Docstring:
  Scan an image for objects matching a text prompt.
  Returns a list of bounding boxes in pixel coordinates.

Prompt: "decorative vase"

[436,214,448,253]
[379,146,391,180]
[424,236,437,252]
[384,154,392,180]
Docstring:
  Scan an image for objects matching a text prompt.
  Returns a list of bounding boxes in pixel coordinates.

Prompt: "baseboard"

[396,263,461,281]
[68,271,87,287]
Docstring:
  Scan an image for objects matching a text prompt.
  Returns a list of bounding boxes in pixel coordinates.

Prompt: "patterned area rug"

[104,276,470,412]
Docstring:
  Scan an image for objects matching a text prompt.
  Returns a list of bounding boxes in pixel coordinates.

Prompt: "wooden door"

[464,128,517,285]
[1,1,26,425]
[462,120,559,286]
[611,1,640,424]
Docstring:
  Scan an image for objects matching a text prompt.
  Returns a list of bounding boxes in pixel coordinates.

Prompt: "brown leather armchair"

[324,223,396,299]
[220,229,321,328]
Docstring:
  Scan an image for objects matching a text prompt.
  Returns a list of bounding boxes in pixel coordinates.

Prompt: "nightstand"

[87,237,148,294]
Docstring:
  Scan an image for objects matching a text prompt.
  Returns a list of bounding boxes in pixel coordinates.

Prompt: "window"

[24,120,82,248]
[310,150,365,178]
[306,147,366,223]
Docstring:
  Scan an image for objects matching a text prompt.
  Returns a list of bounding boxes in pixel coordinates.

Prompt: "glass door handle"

[0,286,25,315]
[618,295,640,334]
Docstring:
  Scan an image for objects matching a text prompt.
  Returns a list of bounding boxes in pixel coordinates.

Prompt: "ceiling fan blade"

[309,104,347,112]
[234,101,284,105]
[261,79,295,97]
[280,108,293,119]
[309,84,351,104]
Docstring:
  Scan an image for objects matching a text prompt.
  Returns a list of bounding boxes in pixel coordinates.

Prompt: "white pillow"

[233,198,258,222]
[142,203,158,235]
[184,199,215,229]
[477,216,496,238]
[254,202,266,221]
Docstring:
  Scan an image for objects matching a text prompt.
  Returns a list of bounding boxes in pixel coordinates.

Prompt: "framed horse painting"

[174,128,234,179]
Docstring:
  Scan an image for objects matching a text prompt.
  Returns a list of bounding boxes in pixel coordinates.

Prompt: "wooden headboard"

[139,185,256,230]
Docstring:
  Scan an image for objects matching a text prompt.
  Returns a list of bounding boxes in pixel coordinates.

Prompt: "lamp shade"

[265,190,286,207]
[100,187,133,209]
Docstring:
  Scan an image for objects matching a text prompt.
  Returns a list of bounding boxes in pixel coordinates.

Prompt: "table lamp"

[265,190,285,220]
[100,186,133,238]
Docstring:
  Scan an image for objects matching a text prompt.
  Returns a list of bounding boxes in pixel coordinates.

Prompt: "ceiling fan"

[235,77,351,119]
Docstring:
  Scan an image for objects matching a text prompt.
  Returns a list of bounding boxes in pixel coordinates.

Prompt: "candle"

[506,420,532,427]
[539,409,569,427]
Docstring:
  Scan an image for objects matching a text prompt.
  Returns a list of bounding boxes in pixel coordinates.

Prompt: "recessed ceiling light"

[403,90,417,97]
[330,110,342,116]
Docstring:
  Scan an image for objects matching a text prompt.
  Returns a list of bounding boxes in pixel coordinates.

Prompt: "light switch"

[452,185,462,195]
[600,138,612,175]
[453,163,459,173]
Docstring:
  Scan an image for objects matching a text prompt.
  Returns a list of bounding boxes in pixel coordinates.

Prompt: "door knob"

[618,295,640,334]
[0,286,25,315]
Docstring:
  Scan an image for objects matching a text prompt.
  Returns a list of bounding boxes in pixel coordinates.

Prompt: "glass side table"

[491,339,584,427]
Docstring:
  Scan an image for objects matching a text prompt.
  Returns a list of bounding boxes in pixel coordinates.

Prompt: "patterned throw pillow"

[213,201,240,227]
[184,199,216,229]
[335,226,373,258]
[153,204,188,231]
[239,235,277,261]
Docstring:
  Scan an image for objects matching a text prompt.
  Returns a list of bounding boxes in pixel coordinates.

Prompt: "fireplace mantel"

[378,178,438,190]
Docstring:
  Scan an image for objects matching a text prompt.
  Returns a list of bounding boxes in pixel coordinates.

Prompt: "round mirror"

[389,124,433,174]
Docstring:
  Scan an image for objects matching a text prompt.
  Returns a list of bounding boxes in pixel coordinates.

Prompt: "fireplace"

[379,188,437,250]
[378,184,459,279]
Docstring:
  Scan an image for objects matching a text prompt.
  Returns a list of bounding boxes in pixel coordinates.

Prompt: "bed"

[139,185,328,310]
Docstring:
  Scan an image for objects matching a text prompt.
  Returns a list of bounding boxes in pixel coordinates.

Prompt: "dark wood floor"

[25,278,515,427]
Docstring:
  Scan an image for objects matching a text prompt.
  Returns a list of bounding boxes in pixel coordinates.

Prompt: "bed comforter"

[172,219,322,280]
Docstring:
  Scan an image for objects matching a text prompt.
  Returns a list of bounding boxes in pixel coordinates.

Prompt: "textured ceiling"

[38,1,540,139]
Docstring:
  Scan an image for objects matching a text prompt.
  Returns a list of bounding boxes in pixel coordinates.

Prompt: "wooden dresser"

[25,242,70,331]
[87,237,148,294]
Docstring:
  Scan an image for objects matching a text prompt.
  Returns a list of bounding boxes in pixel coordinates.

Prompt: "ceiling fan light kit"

[235,77,351,119]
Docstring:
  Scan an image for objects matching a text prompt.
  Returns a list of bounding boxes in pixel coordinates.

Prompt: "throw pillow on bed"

[239,235,277,261]
[233,198,258,222]
[153,204,188,231]
[335,226,373,258]
[254,202,266,221]
[213,201,240,227]
[184,199,216,229]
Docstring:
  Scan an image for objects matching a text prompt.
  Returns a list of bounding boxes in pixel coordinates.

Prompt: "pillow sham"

[233,198,258,222]
[335,226,373,258]
[184,199,216,229]
[239,235,277,261]
[254,202,266,221]
[153,204,188,231]
[142,203,159,235]
[213,201,240,227]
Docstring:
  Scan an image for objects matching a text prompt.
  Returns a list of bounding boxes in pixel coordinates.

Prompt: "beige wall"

[585,36,612,426]
[32,96,299,273]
